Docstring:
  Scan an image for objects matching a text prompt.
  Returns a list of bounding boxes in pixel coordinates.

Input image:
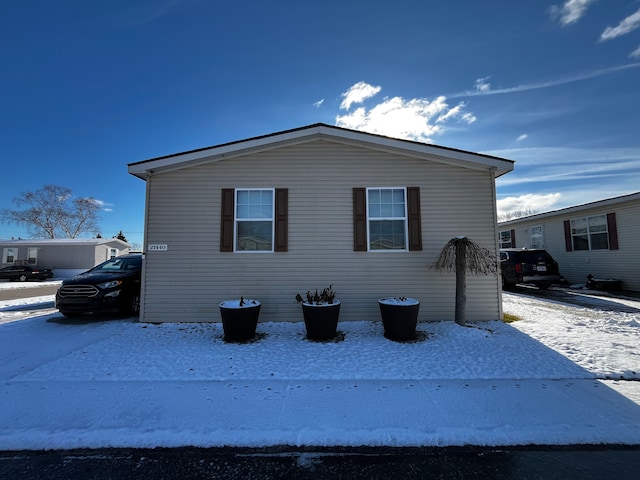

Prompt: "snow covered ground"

[0,282,639,450]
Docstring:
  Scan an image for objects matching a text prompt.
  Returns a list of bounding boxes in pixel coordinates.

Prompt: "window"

[499,230,513,248]
[530,225,543,249]
[236,189,274,251]
[109,248,118,259]
[570,215,609,250]
[220,188,288,252]
[367,188,408,250]
[27,247,38,265]
[353,187,421,252]
[2,248,17,264]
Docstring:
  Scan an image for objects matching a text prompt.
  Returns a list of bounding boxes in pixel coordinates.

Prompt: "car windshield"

[91,257,141,272]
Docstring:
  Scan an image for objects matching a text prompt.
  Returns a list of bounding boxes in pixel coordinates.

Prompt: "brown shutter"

[510,229,516,248]
[274,188,288,252]
[220,188,235,252]
[607,212,618,250]
[353,188,367,251]
[407,187,422,251]
[563,220,573,252]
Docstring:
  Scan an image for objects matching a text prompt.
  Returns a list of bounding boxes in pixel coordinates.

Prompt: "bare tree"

[431,236,497,327]
[1,185,102,239]
[497,208,538,222]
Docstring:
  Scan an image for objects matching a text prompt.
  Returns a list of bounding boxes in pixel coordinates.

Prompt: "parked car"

[0,265,54,282]
[55,254,142,318]
[500,248,561,290]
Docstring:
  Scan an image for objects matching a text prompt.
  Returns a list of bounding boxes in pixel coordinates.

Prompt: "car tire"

[121,295,140,316]
[130,294,140,315]
[537,283,551,290]
[59,310,82,318]
[502,276,515,291]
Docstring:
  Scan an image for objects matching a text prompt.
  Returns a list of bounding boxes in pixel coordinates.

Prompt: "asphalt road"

[0,283,60,302]
[2,446,640,480]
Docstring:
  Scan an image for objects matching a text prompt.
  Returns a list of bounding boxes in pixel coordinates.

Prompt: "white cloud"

[631,45,640,58]
[516,134,528,142]
[600,8,640,41]
[497,193,562,216]
[93,199,113,212]
[339,81,382,110]
[313,99,324,108]
[549,0,596,26]
[335,83,476,143]
[475,77,491,92]
[451,63,640,98]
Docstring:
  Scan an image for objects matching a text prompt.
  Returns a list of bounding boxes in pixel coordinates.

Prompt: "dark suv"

[55,254,142,317]
[500,249,561,290]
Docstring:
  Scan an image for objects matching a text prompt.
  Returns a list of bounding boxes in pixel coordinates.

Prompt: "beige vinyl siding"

[501,198,640,291]
[141,139,501,323]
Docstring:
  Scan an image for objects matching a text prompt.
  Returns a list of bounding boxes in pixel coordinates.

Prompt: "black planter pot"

[378,298,420,341]
[219,300,261,343]
[301,301,341,341]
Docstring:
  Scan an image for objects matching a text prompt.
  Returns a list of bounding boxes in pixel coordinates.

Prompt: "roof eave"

[128,124,515,180]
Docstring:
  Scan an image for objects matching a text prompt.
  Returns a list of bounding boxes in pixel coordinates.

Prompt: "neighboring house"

[0,238,131,277]
[498,191,640,292]
[128,123,514,323]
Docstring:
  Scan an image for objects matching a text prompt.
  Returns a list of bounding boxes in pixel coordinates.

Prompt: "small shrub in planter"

[295,285,340,341]
[378,296,420,341]
[219,297,261,343]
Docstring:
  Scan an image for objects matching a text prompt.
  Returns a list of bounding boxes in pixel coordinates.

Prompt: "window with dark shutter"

[353,186,422,251]
[607,212,618,250]
[407,187,422,251]
[563,220,573,252]
[220,188,235,252]
[274,188,288,252]
[353,188,367,251]
[220,188,288,252]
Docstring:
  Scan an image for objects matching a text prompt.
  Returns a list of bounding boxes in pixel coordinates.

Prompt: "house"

[497,191,640,292]
[128,123,514,323]
[0,238,131,278]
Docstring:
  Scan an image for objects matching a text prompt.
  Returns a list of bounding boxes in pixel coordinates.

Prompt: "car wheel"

[18,274,27,282]
[124,295,140,316]
[537,283,551,290]
[501,275,513,291]
[132,294,140,314]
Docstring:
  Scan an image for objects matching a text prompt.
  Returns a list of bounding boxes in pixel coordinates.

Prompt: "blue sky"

[2,0,639,248]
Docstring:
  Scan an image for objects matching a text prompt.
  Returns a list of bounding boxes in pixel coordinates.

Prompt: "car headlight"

[97,280,123,289]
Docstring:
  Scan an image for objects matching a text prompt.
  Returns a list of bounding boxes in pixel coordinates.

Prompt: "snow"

[219,299,261,308]
[379,297,420,306]
[1,282,640,450]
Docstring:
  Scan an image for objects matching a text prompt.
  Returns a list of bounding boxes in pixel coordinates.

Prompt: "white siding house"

[129,124,514,324]
[0,238,131,277]
[498,192,640,292]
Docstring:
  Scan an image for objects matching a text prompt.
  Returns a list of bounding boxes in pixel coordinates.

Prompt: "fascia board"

[498,191,640,226]
[128,124,514,179]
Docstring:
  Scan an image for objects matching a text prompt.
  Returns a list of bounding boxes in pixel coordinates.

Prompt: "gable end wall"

[141,140,502,323]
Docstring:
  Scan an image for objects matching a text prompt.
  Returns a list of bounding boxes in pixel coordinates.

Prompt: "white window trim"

[2,247,17,264]
[27,247,38,265]
[530,225,544,249]
[234,188,275,253]
[498,230,512,249]
[571,214,609,251]
[366,187,409,252]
